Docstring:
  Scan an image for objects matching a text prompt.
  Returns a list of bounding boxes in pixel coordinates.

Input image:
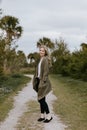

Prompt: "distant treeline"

[0,11,87,81]
[28,37,87,81]
[51,39,87,81]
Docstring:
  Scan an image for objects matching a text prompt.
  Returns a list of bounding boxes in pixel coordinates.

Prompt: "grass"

[50,75,87,130]
[0,74,31,122]
[20,67,35,74]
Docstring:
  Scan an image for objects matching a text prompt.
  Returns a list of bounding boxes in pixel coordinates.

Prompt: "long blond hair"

[40,45,52,68]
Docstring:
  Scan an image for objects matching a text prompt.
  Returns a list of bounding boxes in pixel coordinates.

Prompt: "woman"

[33,45,53,123]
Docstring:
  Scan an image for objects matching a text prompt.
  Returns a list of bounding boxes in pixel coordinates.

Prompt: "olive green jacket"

[33,56,52,100]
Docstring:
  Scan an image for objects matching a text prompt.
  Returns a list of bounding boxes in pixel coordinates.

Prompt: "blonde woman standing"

[33,45,53,123]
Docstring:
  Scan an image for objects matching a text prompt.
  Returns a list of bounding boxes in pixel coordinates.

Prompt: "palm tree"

[0,15,23,74]
[33,52,40,64]
[81,43,87,51]
[27,53,34,63]
[27,52,40,67]
[37,37,54,50]
[0,15,23,44]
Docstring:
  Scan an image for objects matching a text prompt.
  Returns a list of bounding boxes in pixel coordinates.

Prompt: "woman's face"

[39,47,45,57]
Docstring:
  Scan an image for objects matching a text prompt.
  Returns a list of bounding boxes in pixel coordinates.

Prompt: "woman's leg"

[37,97,46,121]
[38,97,53,122]
[38,97,50,114]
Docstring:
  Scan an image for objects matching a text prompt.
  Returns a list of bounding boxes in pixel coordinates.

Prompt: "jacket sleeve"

[43,57,49,82]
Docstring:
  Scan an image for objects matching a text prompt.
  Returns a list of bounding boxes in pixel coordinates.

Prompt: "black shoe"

[43,117,53,123]
[38,118,45,122]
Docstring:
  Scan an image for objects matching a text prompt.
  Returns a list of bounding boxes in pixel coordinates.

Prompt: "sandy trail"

[0,75,66,130]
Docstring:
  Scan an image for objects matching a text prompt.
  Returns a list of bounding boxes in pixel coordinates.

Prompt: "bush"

[11,73,22,78]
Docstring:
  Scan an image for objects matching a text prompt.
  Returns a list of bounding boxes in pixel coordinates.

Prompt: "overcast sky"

[0,0,87,55]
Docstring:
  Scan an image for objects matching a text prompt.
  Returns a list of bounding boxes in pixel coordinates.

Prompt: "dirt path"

[0,75,66,130]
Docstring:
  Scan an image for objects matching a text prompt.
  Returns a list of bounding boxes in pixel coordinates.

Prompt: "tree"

[27,52,40,67]
[80,43,87,51]
[27,53,35,63]
[0,15,23,74]
[0,38,5,77]
[51,38,70,75]
[0,15,23,44]
[37,37,54,51]
[17,50,27,67]
[32,52,40,66]
[64,43,87,80]
[52,38,70,61]
[5,50,27,73]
